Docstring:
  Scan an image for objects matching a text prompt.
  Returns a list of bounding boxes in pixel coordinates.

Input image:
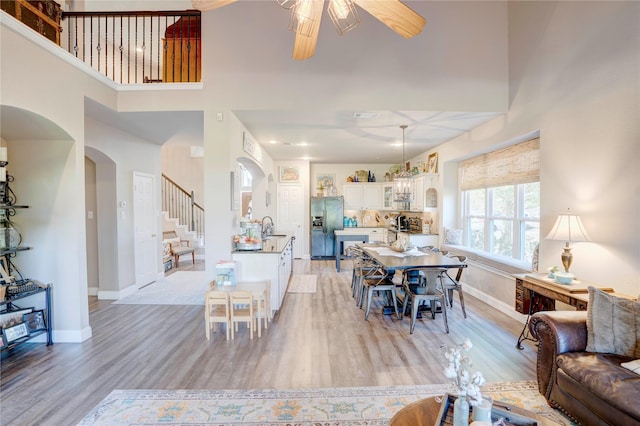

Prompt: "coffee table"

[389,395,554,426]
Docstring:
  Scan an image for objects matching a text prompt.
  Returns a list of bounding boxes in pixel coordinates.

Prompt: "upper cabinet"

[343,183,382,210]
[411,176,424,211]
[381,183,396,210]
[343,175,438,212]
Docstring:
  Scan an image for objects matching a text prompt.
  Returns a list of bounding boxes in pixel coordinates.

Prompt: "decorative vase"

[471,395,493,423]
[453,393,470,426]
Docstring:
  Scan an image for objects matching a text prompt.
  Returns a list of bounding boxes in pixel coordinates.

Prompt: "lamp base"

[561,244,573,273]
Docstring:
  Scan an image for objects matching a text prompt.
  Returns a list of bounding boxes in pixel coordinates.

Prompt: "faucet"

[261,216,274,239]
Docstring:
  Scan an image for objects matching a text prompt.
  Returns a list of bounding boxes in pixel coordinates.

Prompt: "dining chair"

[354,255,384,307]
[230,290,254,339]
[205,290,231,340]
[345,246,365,292]
[401,267,449,334]
[442,254,467,318]
[252,280,271,336]
[361,259,401,321]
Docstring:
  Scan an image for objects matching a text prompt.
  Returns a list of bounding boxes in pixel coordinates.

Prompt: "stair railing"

[162,174,204,238]
[61,10,201,84]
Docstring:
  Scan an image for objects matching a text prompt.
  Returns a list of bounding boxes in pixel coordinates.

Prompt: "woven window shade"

[460,138,540,191]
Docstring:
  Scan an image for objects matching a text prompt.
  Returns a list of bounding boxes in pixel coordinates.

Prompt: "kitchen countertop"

[232,233,293,254]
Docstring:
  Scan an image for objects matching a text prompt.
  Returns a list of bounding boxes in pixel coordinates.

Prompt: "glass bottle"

[453,392,470,426]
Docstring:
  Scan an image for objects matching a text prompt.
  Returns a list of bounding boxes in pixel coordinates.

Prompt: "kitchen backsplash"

[343,209,438,232]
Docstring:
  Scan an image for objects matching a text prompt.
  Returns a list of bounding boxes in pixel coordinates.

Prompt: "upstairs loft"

[1,0,202,84]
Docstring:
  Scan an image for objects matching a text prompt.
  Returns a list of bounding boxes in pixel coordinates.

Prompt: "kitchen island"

[231,233,294,316]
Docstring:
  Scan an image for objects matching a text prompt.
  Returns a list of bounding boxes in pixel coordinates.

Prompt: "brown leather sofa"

[529,311,640,425]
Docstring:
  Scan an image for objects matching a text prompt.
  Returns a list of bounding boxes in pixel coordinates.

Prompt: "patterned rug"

[287,275,317,293]
[77,381,575,425]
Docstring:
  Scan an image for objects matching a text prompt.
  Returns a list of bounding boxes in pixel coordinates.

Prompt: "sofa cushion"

[443,227,462,245]
[557,352,640,420]
[586,286,640,357]
[622,359,640,374]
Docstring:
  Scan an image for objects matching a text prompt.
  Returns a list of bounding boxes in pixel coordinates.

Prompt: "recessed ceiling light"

[269,140,278,144]
[298,142,309,147]
[353,112,379,119]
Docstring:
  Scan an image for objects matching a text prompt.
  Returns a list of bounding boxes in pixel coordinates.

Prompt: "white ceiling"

[4,1,508,164]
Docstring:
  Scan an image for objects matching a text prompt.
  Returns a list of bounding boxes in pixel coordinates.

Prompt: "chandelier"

[394,125,413,204]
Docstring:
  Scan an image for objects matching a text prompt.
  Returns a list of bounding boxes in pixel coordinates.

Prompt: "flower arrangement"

[442,338,486,406]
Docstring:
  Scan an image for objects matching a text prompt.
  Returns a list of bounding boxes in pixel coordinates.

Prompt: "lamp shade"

[545,209,591,242]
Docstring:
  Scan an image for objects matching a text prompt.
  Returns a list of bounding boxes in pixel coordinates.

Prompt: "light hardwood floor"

[0,259,538,425]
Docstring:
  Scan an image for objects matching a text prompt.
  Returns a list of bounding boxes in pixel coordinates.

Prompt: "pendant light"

[394,125,413,204]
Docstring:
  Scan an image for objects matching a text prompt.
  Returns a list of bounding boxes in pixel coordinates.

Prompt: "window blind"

[460,138,539,191]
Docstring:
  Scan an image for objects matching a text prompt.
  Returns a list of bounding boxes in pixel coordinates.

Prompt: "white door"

[133,172,157,287]
[277,184,304,259]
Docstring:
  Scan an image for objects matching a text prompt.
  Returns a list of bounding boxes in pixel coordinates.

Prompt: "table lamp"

[545,208,591,276]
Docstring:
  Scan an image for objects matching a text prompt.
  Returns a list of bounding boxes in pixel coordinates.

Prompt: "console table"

[514,273,613,349]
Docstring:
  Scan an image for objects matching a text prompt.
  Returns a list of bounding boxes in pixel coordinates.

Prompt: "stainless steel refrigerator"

[310,196,344,259]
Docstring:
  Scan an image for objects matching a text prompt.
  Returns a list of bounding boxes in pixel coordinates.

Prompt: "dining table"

[358,243,467,273]
[357,244,467,318]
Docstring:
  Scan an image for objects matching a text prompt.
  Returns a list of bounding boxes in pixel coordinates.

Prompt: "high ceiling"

[5,1,509,164]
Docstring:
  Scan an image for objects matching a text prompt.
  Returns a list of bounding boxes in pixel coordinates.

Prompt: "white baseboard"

[87,286,99,296]
[98,284,138,300]
[52,325,93,343]
[462,284,528,324]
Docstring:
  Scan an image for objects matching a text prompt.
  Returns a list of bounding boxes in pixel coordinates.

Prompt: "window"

[459,138,540,265]
[463,182,539,264]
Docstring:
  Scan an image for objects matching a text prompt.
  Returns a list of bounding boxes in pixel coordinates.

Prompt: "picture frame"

[0,307,33,329]
[428,152,439,173]
[23,310,46,333]
[316,174,335,190]
[0,330,6,350]
[4,321,29,343]
[279,166,300,183]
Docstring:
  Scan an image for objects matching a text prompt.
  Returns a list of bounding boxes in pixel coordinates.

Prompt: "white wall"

[161,143,205,206]
[84,117,163,294]
[84,157,99,295]
[423,1,640,298]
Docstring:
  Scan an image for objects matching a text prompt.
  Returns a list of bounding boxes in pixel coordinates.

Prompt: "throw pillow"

[443,227,463,245]
[621,359,640,375]
[586,286,640,357]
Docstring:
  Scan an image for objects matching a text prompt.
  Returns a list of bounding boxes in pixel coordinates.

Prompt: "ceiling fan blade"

[356,0,426,38]
[292,0,324,60]
[191,0,238,12]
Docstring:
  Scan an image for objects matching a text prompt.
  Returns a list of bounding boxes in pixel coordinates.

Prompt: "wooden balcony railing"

[61,10,201,84]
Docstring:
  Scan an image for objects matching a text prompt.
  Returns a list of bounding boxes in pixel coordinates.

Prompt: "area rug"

[77,381,576,425]
[287,275,317,293]
[113,271,208,305]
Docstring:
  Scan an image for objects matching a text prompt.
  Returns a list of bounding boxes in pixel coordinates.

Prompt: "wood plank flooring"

[0,259,538,425]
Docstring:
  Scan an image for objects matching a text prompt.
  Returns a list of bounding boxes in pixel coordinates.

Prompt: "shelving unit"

[1,285,53,352]
[0,156,53,354]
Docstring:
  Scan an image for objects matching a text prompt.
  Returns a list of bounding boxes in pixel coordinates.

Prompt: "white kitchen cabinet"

[343,183,382,210]
[368,228,387,243]
[381,183,396,210]
[232,235,293,315]
[398,232,439,248]
[411,176,424,211]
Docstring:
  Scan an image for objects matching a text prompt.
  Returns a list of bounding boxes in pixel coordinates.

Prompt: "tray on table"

[435,393,541,426]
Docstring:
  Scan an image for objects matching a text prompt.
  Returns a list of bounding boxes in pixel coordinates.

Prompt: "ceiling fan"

[191,0,426,60]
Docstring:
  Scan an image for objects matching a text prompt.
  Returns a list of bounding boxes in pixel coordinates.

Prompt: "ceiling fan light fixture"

[328,0,360,35]
[275,0,297,9]
[289,0,316,37]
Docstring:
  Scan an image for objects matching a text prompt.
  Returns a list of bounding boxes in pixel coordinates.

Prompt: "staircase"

[162,174,204,257]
